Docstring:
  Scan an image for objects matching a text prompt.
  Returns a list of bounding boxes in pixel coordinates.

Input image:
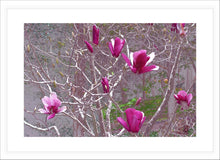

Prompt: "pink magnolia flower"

[171,23,186,36]
[108,37,125,58]
[117,108,146,133]
[171,23,178,32]
[177,23,186,36]
[135,97,142,106]
[174,90,193,110]
[84,41,93,53]
[122,50,159,74]
[101,77,109,93]
[38,92,67,120]
[93,25,99,45]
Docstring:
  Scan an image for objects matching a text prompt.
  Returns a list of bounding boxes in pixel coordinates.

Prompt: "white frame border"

[1,0,219,159]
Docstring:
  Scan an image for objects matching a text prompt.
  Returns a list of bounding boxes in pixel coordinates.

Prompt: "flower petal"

[47,113,56,120]
[187,93,193,106]
[129,110,143,133]
[122,53,132,67]
[111,38,115,47]
[50,92,57,99]
[42,96,51,108]
[130,67,136,73]
[38,108,50,114]
[50,92,61,108]
[117,117,129,131]
[139,65,159,74]
[130,52,134,65]
[133,50,149,70]
[177,90,187,101]
[57,106,67,113]
[108,42,114,55]
[113,37,125,57]
[174,94,179,100]
[125,108,136,127]
[125,108,140,132]
[145,52,155,66]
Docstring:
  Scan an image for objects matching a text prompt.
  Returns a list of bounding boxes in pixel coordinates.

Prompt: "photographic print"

[24,23,196,137]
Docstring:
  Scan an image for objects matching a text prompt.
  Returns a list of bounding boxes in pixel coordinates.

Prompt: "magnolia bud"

[53,81,56,88]
[27,44,30,52]
[56,57,59,64]
[65,51,69,56]
[59,71,64,77]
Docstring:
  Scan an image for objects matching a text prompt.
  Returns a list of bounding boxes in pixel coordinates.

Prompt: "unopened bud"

[53,81,56,88]
[56,57,59,64]
[27,44,30,52]
[65,51,69,56]
[59,71,64,77]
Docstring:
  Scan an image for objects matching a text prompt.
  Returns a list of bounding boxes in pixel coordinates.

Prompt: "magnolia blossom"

[84,41,93,53]
[122,50,159,74]
[117,108,146,133]
[108,37,125,57]
[174,90,193,110]
[171,23,186,36]
[135,97,142,106]
[38,92,67,120]
[93,25,99,45]
[177,23,186,36]
[101,77,109,93]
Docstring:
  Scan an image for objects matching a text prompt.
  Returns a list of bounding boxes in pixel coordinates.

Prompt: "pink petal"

[57,106,67,113]
[42,96,51,108]
[133,50,149,70]
[50,92,57,99]
[174,94,179,100]
[47,113,56,120]
[113,37,125,57]
[122,53,132,67]
[50,92,61,108]
[145,52,155,66]
[117,117,129,131]
[125,108,136,127]
[38,108,50,114]
[139,65,159,74]
[108,42,114,55]
[177,90,187,101]
[125,108,145,133]
[53,98,61,108]
[187,93,193,106]
[130,66,137,73]
[134,110,144,122]
[125,108,140,132]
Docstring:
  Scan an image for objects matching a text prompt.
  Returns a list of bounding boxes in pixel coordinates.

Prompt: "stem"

[24,120,60,137]
[91,55,106,136]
